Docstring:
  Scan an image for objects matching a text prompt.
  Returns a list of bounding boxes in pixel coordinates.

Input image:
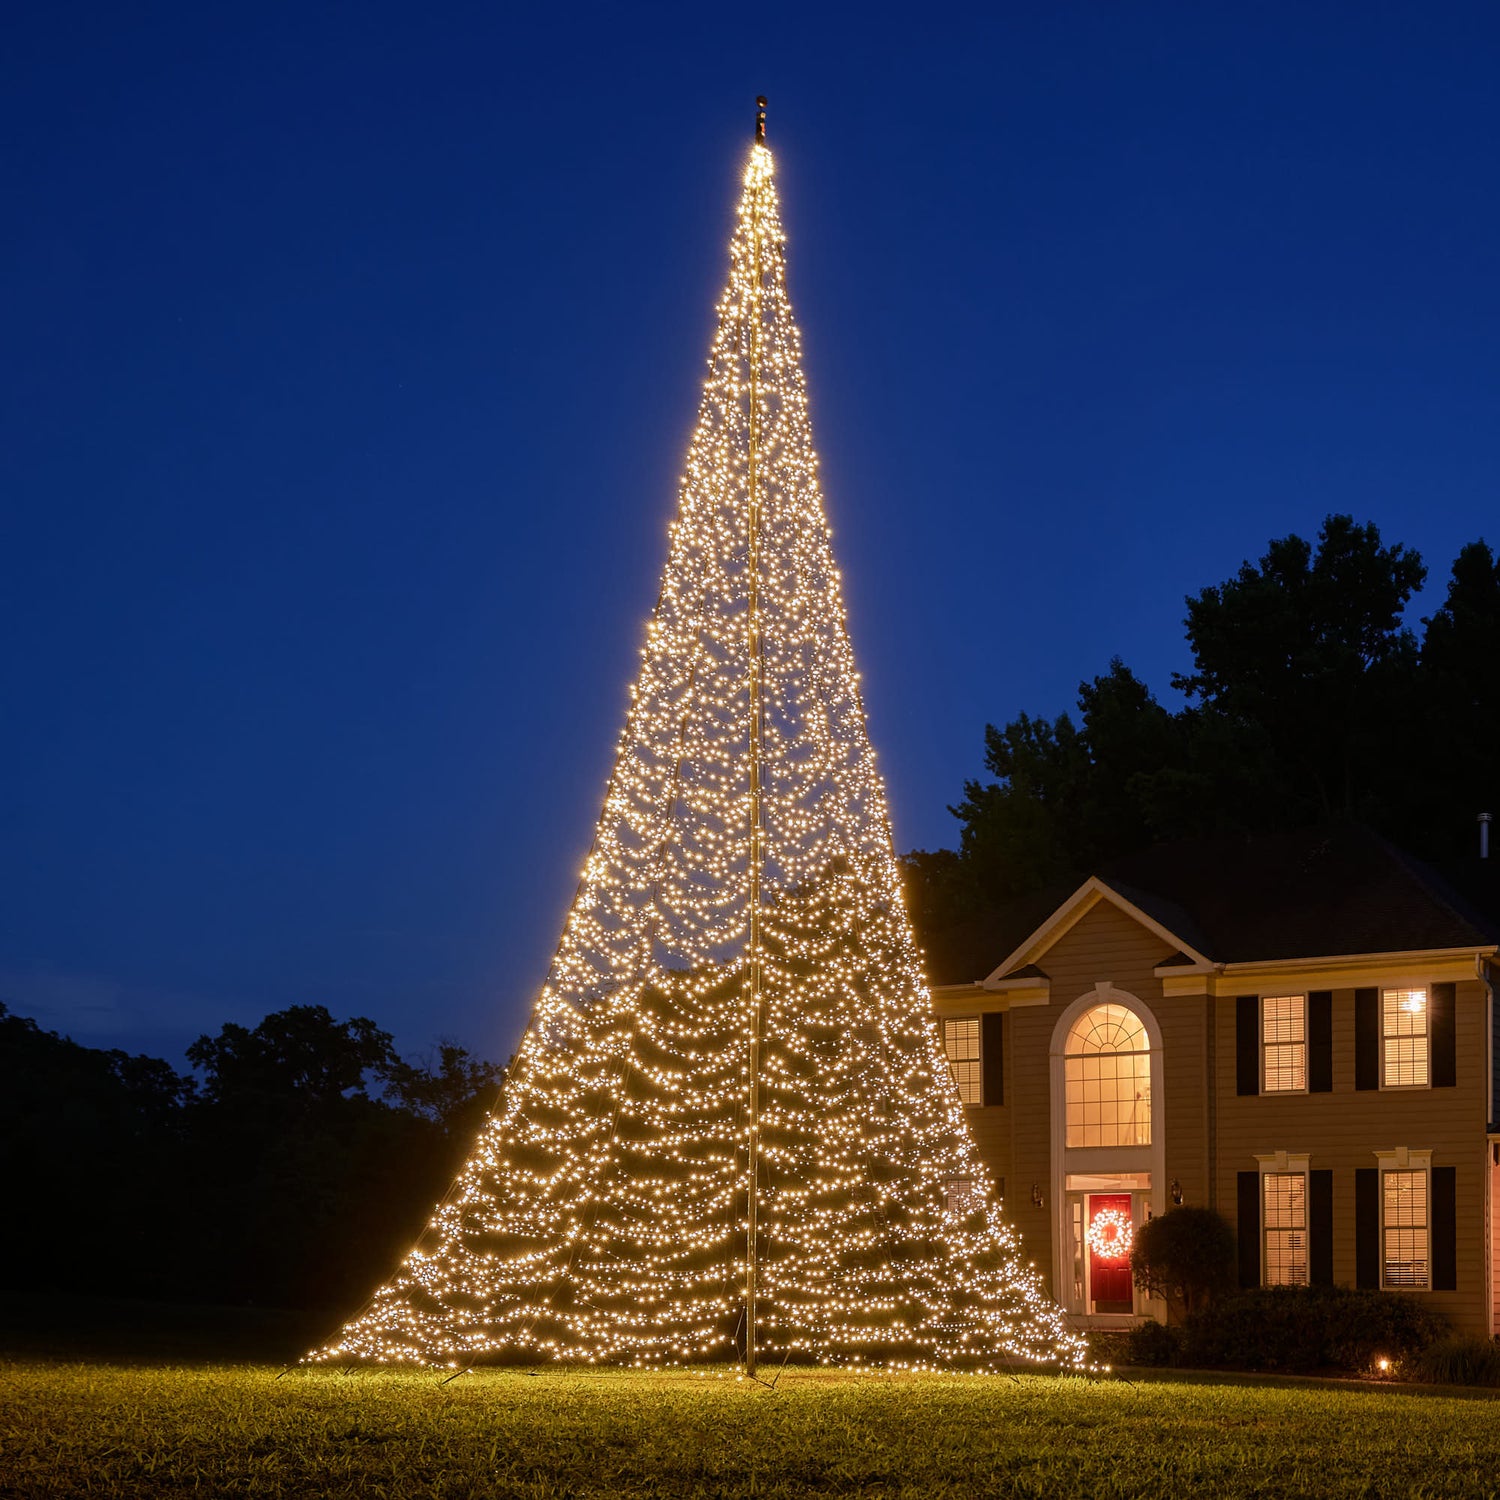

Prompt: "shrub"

[1130,1207,1236,1320]
[1084,1329,1132,1368]
[1125,1319,1181,1367]
[1409,1336,1500,1387]
[1181,1286,1446,1374]
[1320,1287,1448,1372]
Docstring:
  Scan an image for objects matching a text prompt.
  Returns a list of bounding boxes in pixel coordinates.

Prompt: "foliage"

[382,1042,506,1135]
[1174,513,1426,827]
[0,1002,504,1312]
[947,659,1188,906]
[1407,1335,1500,1388]
[1411,540,1500,861]
[1180,1286,1446,1374]
[186,1005,397,1105]
[1129,1207,1236,1320]
[911,515,1500,951]
[8,1362,1500,1500]
[0,1004,196,1299]
[1081,1327,1132,1367]
[1125,1318,1182,1367]
[899,847,967,933]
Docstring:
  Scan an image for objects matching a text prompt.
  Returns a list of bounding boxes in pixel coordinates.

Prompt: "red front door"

[1088,1193,1134,1312]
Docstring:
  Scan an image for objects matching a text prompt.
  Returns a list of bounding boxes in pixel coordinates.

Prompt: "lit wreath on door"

[1086,1207,1134,1262]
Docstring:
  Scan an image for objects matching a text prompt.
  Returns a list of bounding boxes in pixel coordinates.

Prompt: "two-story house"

[927,825,1500,1337]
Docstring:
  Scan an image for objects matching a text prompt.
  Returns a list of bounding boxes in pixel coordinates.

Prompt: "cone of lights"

[309,108,1085,1374]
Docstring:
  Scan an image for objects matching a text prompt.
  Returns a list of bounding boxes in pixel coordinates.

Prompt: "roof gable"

[984,876,1214,985]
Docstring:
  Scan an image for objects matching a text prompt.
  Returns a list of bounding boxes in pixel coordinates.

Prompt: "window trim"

[941,1015,982,1106]
[1379,984,1432,1092]
[1374,1147,1433,1290]
[1255,1151,1311,1287]
[1062,1002,1153,1149]
[1260,993,1309,1096]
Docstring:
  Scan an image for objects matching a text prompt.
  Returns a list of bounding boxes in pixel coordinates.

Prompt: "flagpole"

[743,93,768,1380]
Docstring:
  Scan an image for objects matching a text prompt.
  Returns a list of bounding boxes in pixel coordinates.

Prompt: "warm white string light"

[307,131,1085,1374]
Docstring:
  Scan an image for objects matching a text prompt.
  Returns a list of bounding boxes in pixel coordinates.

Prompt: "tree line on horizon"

[902,514,1500,970]
[0,1001,504,1313]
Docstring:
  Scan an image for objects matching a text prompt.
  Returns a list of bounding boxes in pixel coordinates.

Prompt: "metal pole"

[743,96,767,1380]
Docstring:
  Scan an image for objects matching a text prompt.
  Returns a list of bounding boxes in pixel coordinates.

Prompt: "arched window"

[1063,1003,1151,1148]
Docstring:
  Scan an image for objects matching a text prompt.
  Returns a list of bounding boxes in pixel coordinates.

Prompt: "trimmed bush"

[1125,1319,1181,1367]
[1084,1329,1132,1368]
[1409,1336,1500,1387]
[1181,1285,1446,1374]
[1130,1207,1236,1320]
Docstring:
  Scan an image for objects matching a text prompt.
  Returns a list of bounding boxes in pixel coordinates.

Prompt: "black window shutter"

[1309,991,1333,1093]
[1355,988,1379,1091]
[1237,1171,1261,1288]
[1355,1167,1379,1288]
[981,1012,1004,1107]
[1431,982,1456,1089]
[1432,1166,1457,1291]
[1236,996,1259,1096]
[1310,1169,1334,1286]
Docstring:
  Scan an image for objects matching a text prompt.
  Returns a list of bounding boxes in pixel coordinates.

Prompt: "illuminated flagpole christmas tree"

[311,102,1083,1374]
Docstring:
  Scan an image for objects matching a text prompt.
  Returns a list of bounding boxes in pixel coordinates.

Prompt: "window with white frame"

[1382,1168,1430,1287]
[942,1017,981,1104]
[1382,987,1429,1088]
[1063,1003,1151,1148]
[1262,995,1307,1093]
[1263,1171,1309,1285]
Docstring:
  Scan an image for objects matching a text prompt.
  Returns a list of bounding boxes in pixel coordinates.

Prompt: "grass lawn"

[4,1361,1500,1498]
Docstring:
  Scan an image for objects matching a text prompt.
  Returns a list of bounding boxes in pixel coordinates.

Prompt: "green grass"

[4,1362,1500,1498]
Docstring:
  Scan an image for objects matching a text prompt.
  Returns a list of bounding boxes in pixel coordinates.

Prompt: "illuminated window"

[1263,1172,1308,1285]
[1382,1169,1429,1287]
[942,1017,981,1104]
[1064,1003,1151,1148]
[1382,988,1429,1088]
[1262,996,1306,1093]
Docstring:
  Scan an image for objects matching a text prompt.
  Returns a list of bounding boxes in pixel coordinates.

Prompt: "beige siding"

[1216,979,1492,1337]
[964,1098,1012,1200]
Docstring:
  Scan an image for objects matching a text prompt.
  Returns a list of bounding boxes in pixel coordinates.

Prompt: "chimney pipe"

[1481,812,1492,860]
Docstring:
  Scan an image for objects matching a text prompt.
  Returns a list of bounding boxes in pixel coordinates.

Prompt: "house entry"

[1065,1174,1148,1316]
[1086,1192,1134,1312]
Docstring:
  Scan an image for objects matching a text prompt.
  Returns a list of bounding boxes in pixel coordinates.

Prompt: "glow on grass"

[307,123,1084,1375]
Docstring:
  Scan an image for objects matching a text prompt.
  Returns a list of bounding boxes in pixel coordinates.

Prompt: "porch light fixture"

[1170,1178,1183,1206]
[1031,1183,1044,1208]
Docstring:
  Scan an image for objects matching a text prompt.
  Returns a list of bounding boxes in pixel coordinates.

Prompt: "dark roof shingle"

[922,824,1500,985]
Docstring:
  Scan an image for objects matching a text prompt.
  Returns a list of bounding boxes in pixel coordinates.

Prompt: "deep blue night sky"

[4,4,1498,1066]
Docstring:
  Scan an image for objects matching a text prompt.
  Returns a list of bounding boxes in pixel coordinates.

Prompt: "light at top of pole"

[746,95,773,184]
